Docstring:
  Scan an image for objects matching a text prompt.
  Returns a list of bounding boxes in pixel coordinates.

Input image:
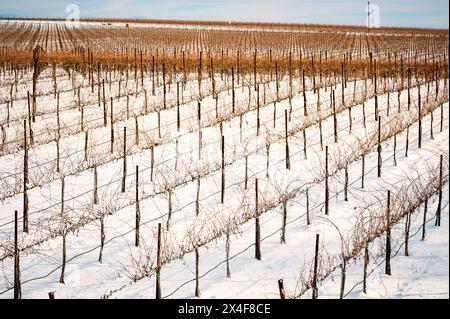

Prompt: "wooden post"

[255,179,261,260]
[97,64,101,109]
[377,116,382,178]
[232,67,235,114]
[253,49,257,90]
[312,234,320,299]
[6,101,9,127]
[99,217,105,264]
[332,90,338,143]
[404,212,411,256]
[110,97,114,153]
[386,92,390,117]
[135,117,140,146]
[198,102,202,158]
[281,201,287,244]
[303,69,308,116]
[56,146,61,173]
[363,245,369,294]
[418,93,422,149]
[198,53,202,99]
[84,130,89,162]
[348,105,352,133]
[103,79,107,126]
[385,190,392,276]
[126,95,129,120]
[226,231,231,278]
[221,135,225,204]
[32,46,39,122]
[422,198,428,240]
[244,154,248,190]
[405,124,410,157]
[435,155,443,227]
[344,164,349,201]
[306,188,311,225]
[80,103,84,132]
[407,69,411,111]
[121,127,127,193]
[152,56,156,95]
[275,61,279,101]
[362,102,366,129]
[303,129,308,160]
[278,279,286,299]
[374,70,378,121]
[166,191,173,231]
[285,109,290,170]
[430,108,434,140]
[26,91,34,146]
[393,133,397,166]
[59,176,66,284]
[191,169,199,215]
[135,166,140,247]
[23,120,28,233]
[140,50,144,86]
[339,258,347,299]
[56,93,60,136]
[195,248,200,298]
[256,85,260,137]
[273,102,277,129]
[14,210,21,299]
[156,223,162,299]
[163,64,167,109]
[93,166,98,205]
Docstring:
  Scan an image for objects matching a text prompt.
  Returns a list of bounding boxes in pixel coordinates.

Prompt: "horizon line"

[0,16,448,32]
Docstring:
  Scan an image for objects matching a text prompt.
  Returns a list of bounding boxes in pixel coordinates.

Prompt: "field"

[0,18,448,299]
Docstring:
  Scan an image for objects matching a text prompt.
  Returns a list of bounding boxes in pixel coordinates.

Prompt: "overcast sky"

[0,0,448,29]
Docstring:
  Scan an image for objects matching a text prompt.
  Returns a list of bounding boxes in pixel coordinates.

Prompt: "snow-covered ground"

[0,58,448,299]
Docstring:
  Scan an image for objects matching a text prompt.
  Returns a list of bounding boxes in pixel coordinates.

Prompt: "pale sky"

[0,0,448,29]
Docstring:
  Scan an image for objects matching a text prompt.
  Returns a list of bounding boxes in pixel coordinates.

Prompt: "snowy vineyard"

[0,19,448,299]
